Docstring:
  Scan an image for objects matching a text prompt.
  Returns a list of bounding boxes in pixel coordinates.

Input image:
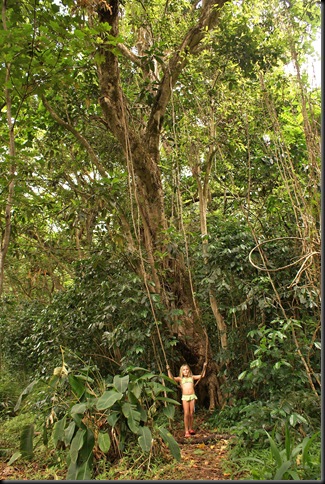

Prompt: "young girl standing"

[166,362,207,437]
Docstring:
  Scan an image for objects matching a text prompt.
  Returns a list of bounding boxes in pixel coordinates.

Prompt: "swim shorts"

[181,394,198,401]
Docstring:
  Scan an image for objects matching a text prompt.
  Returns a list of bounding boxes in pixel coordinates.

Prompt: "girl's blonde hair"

[179,364,193,378]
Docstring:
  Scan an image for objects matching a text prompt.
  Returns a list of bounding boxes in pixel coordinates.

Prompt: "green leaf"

[150,382,173,394]
[238,370,247,380]
[286,469,300,480]
[70,429,86,464]
[290,442,303,459]
[113,375,129,393]
[107,411,120,427]
[137,404,148,423]
[163,404,175,420]
[77,428,94,479]
[96,390,123,410]
[122,402,141,434]
[53,415,67,447]
[284,422,291,460]
[289,413,297,426]
[14,380,37,412]
[138,372,156,381]
[66,461,78,480]
[68,375,86,399]
[71,403,87,416]
[98,432,111,453]
[76,460,92,480]
[274,460,292,480]
[301,431,320,466]
[128,382,142,399]
[155,396,181,405]
[64,421,76,446]
[250,358,263,368]
[265,431,282,467]
[289,412,307,427]
[20,424,34,460]
[71,412,87,429]
[42,423,48,446]
[158,426,181,461]
[138,426,152,453]
[8,451,22,466]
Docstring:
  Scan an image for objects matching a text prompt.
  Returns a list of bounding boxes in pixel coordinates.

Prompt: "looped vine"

[248,236,320,288]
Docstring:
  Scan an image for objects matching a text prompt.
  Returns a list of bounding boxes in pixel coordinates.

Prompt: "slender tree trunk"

[0,0,15,296]
[190,109,228,353]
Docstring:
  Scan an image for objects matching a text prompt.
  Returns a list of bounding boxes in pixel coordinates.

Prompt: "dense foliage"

[0,0,320,479]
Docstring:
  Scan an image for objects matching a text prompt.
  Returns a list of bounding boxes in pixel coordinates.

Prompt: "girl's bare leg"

[189,400,195,431]
[182,401,190,435]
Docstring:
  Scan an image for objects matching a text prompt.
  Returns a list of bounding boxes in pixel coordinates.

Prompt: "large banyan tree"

[94,0,229,408]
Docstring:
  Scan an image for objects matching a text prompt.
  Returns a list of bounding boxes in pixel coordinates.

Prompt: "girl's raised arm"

[193,362,207,380]
[166,365,181,382]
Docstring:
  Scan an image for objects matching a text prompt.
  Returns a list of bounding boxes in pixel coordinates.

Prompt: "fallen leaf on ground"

[193,449,205,455]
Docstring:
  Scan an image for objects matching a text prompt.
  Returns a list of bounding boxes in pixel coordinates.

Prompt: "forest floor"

[0,410,247,481]
[153,411,246,481]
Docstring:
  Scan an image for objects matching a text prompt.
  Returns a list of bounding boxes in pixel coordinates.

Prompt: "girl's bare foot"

[185,431,191,437]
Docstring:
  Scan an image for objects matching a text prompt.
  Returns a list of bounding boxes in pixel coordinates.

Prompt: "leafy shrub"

[10,361,181,479]
[0,254,173,379]
[209,387,320,450]
[237,318,320,400]
[241,425,321,480]
[0,366,27,419]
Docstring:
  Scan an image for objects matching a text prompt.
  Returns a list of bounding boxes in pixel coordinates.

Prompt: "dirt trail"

[166,411,238,481]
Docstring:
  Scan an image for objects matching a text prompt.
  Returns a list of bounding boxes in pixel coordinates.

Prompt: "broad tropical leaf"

[96,390,123,410]
[75,459,92,480]
[68,374,86,399]
[70,429,86,464]
[14,381,37,412]
[64,421,76,446]
[158,426,181,461]
[138,426,152,453]
[113,375,129,393]
[98,431,111,453]
[19,424,34,460]
[122,402,141,434]
[274,460,292,480]
[265,431,282,467]
[71,403,87,416]
[53,416,67,447]
[155,396,181,405]
[163,404,175,420]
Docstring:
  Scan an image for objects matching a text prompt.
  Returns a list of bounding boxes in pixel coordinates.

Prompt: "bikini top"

[181,377,194,385]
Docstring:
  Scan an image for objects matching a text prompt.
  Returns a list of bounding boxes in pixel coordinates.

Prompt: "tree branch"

[146,0,228,145]
[116,42,143,67]
[41,95,107,178]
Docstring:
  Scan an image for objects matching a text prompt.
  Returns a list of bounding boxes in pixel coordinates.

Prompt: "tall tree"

[80,0,228,408]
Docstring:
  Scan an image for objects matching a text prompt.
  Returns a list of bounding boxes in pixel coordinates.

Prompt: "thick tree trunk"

[94,0,228,409]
